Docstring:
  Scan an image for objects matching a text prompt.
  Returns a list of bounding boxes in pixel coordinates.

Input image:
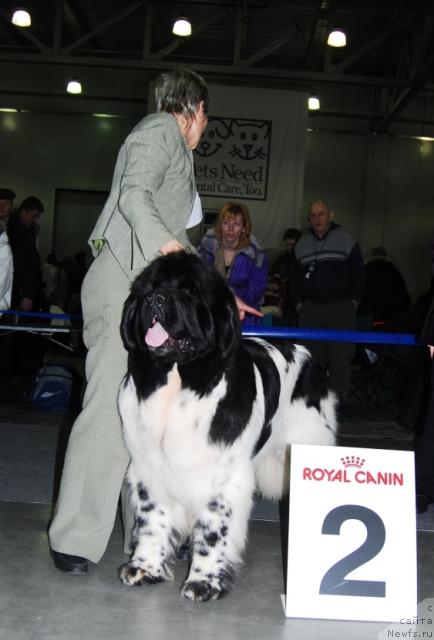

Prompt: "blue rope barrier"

[1,309,82,321]
[1,311,421,346]
[242,325,421,346]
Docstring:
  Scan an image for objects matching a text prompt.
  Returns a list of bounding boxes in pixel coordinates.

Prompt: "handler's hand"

[235,296,263,322]
[159,239,185,255]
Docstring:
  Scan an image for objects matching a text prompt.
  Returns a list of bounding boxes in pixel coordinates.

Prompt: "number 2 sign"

[284,445,417,622]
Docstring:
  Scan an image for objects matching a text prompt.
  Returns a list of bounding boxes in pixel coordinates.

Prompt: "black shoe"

[416,494,430,514]
[51,550,88,574]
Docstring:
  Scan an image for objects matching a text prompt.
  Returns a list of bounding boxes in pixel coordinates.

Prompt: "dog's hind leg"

[119,481,179,587]
[181,482,253,602]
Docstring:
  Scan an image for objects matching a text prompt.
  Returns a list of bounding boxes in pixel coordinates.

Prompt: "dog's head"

[121,252,240,364]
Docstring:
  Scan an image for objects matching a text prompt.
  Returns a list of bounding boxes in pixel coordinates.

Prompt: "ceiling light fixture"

[11,8,31,27]
[172,17,192,37]
[92,113,123,119]
[397,134,434,143]
[67,78,82,95]
[308,95,320,111]
[327,26,346,47]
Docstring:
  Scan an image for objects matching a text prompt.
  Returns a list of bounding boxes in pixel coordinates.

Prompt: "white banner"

[194,116,272,201]
[196,84,308,249]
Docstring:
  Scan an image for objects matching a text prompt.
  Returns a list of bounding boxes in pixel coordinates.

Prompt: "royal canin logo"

[302,455,404,486]
[341,455,365,469]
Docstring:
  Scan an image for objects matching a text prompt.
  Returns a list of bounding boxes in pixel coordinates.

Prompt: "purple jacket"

[198,230,268,324]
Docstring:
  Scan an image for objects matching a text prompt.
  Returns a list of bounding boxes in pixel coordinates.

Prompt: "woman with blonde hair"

[198,201,268,324]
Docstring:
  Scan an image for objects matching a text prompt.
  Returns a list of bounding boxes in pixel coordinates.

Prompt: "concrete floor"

[0,397,433,640]
[0,500,432,640]
[0,501,434,640]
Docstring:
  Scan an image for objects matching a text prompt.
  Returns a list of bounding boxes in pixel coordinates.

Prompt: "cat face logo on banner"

[194,117,272,200]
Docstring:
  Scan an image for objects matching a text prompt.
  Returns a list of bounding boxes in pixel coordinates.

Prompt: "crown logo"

[341,455,365,469]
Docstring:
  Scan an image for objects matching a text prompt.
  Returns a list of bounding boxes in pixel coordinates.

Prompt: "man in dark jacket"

[7,196,47,397]
[414,230,434,512]
[8,196,46,313]
[358,247,411,324]
[290,200,366,401]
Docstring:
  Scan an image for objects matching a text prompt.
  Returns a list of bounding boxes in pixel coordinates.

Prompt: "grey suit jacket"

[89,112,196,280]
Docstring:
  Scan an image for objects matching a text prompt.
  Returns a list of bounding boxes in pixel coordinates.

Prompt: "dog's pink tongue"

[145,321,169,347]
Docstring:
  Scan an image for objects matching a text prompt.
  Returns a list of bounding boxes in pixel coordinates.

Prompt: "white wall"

[1,59,434,298]
[0,110,138,260]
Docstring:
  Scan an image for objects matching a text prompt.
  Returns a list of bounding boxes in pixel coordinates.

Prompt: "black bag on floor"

[31,364,79,412]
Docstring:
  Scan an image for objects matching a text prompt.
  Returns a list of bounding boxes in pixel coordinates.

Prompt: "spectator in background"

[0,188,15,403]
[357,246,411,326]
[59,256,75,308]
[68,251,88,317]
[8,196,47,313]
[7,196,48,398]
[0,188,14,311]
[53,253,87,312]
[290,199,365,401]
[41,253,60,304]
[264,227,301,325]
[72,251,88,292]
[270,228,302,279]
[414,229,434,513]
[374,294,431,432]
[198,201,268,325]
[0,223,13,312]
[0,187,15,229]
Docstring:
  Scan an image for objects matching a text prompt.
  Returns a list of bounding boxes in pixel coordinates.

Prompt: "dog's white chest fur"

[119,365,247,501]
[121,365,225,443]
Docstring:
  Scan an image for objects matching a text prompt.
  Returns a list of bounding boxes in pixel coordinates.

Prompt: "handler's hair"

[155,67,209,118]
[214,202,252,250]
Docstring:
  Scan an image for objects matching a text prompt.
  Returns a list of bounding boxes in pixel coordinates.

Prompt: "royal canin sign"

[302,455,404,486]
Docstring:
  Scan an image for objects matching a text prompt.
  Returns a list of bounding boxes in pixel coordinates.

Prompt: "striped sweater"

[289,223,365,305]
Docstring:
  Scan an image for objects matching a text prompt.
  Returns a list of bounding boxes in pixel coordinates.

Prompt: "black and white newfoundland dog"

[118,252,337,602]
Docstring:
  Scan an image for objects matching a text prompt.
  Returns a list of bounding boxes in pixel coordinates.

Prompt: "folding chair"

[348,345,394,408]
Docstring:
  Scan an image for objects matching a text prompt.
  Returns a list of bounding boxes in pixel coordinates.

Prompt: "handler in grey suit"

[49,68,210,573]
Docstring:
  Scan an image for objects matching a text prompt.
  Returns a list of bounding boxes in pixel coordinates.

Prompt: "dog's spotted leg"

[181,494,250,602]
[119,483,177,587]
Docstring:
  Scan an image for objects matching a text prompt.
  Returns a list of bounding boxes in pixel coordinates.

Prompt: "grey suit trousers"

[49,245,133,562]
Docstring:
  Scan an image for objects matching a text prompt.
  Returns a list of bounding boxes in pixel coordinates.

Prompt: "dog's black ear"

[120,294,139,351]
[217,294,240,359]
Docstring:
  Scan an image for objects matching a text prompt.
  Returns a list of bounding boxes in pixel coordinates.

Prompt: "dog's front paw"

[119,562,169,587]
[181,579,227,602]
